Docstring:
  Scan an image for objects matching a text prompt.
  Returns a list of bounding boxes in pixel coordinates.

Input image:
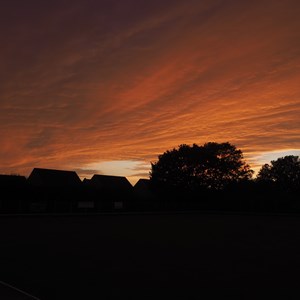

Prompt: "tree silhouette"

[150,142,253,191]
[257,155,300,193]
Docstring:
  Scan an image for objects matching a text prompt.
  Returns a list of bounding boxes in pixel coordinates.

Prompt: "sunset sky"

[1,0,300,184]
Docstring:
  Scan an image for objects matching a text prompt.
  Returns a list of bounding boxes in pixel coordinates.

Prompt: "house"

[27,168,81,187]
[0,174,27,187]
[88,174,133,210]
[27,168,82,213]
[89,174,132,190]
[133,178,157,210]
[134,179,152,198]
[0,174,27,213]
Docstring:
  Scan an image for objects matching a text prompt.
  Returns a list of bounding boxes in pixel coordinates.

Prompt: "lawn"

[1,211,300,299]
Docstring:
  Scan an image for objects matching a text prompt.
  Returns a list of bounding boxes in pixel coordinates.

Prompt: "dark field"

[1,212,300,299]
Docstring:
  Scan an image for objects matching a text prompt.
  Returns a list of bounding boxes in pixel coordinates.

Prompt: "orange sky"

[0,0,300,184]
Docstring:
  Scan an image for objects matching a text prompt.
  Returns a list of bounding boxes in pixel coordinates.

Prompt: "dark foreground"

[1,211,300,299]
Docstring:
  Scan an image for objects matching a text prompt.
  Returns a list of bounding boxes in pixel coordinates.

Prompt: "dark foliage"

[256,155,300,194]
[150,142,253,192]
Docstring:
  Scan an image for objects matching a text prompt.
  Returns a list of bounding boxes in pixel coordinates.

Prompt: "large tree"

[256,155,300,193]
[150,142,253,191]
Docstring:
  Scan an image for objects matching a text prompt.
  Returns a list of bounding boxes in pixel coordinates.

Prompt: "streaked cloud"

[0,0,299,180]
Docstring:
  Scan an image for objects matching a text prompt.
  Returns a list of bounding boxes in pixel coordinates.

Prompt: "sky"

[0,0,300,185]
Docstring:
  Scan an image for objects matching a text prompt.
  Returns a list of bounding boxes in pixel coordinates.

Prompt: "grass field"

[1,211,300,299]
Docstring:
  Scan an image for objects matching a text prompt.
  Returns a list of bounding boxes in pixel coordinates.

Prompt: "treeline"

[0,142,299,214]
[148,142,300,212]
[144,179,299,213]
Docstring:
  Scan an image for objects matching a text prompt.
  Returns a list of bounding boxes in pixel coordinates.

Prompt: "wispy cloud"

[0,0,299,179]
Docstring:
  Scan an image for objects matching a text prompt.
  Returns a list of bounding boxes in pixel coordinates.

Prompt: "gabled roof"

[27,168,81,187]
[0,174,27,187]
[134,178,150,189]
[134,179,154,198]
[90,174,132,191]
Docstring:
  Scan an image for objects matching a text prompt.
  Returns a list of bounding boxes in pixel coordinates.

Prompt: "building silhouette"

[0,174,27,213]
[27,168,81,187]
[86,174,133,210]
[27,168,82,213]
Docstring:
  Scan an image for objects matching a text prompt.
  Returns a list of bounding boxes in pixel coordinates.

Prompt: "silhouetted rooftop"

[90,174,132,190]
[27,168,81,187]
[0,174,27,187]
[133,178,154,199]
[134,178,150,188]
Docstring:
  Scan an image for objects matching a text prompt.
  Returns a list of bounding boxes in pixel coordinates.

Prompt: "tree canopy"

[256,155,300,193]
[150,142,253,191]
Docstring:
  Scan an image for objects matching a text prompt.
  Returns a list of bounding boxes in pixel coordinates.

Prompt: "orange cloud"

[0,0,299,180]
